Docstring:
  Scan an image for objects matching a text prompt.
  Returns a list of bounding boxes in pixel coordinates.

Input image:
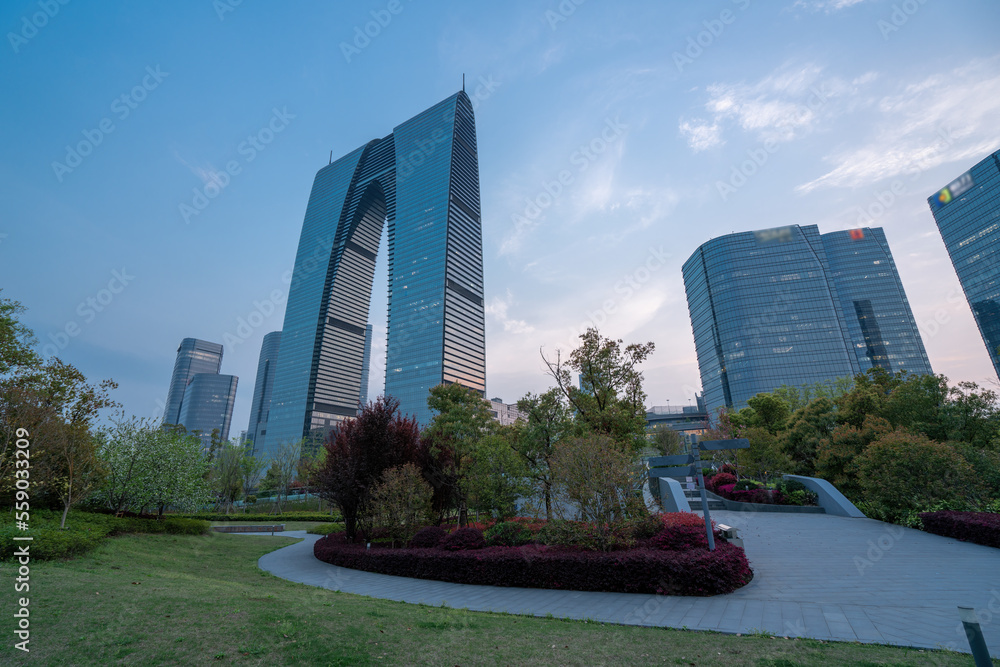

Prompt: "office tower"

[821,227,932,376]
[163,338,223,427]
[359,324,373,408]
[246,331,281,456]
[262,91,485,458]
[927,150,1000,379]
[176,373,238,449]
[683,224,931,417]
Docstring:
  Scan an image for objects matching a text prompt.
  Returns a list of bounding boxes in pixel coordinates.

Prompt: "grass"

[0,524,988,666]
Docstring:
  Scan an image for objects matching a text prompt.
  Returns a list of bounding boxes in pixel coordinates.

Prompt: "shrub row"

[0,511,210,561]
[314,533,752,596]
[918,511,1000,549]
[168,512,340,522]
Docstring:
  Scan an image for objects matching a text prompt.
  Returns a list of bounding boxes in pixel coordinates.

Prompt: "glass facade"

[262,91,485,458]
[821,227,932,376]
[245,331,281,455]
[176,373,238,450]
[927,150,1000,380]
[359,324,373,408]
[683,224,930,417]
[163,338,223,427]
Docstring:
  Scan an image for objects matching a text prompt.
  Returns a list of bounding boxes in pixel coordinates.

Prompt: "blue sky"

[2,0,999,433]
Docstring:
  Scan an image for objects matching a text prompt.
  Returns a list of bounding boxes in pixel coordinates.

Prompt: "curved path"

[256,511,1000,657]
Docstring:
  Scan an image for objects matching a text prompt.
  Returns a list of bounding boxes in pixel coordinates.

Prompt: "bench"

[212,524,285,535]
[717,523,743,548]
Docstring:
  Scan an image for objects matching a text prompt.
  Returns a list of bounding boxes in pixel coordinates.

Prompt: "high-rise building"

[176,373,238,449]
[359,324,373,408]
[488,397,525,426]
[927,150,1000,380]
[261,91,485,458]
[246,331,281,456]
[683,224,931,417]
[163,338,223,427]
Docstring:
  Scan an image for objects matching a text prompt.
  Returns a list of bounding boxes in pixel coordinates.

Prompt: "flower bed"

[313,519,753,596]
[918,510,1000,549]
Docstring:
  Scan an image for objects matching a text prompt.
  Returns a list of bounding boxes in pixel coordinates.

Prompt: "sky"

[2,0,999,436]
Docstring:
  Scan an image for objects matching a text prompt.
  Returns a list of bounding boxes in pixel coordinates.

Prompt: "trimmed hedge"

[0,511,210,561]
[918,511,1000,549]
[438,527,485,551]
[409,526,447,548]
[314,532,752,596]
[168,512,340,522]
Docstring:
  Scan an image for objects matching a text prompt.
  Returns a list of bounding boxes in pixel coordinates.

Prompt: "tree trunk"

[544,486,552,521]
[60,501,70,529]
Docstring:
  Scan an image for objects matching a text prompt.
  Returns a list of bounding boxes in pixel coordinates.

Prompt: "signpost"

[647,437,749,551]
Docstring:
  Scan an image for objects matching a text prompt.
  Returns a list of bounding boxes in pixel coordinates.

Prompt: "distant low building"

[488,397,525,426]
[645,394,709,444]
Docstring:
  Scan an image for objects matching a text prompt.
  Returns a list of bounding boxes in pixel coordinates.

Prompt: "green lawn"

[0,525,987,666]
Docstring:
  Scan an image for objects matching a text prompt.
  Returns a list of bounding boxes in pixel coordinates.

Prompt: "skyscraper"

[683,224,931,417]
[927,150,1000,380]
[261,91,485,457]
[176,373,238,449]
[246,331,281,455]
[359,324,373,409]
[163,338,223,427]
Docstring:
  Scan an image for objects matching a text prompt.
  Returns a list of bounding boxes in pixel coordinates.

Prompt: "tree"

[780,397,837,475]
[549,434,648,550]
[211,441,245,514]
[465,429,530,521]
[648,424,684,456]
[542,328,654,448]
[314,396,421,540]
[365,463,433,547]
[513,388,573,520]
[34,421,106,528]
[423,383,494,526]
[269,439,302,514]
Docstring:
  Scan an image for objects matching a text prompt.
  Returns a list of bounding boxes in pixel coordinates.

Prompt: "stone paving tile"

[259,522,1000,658]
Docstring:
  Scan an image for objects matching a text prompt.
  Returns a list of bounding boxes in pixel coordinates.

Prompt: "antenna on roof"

[329,150,332,165]
[462,73,465,92]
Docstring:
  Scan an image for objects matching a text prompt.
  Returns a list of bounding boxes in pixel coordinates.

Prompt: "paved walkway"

[254,512,1000,657]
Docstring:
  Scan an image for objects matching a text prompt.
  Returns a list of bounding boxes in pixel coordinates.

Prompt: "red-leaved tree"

[313,396,421,541]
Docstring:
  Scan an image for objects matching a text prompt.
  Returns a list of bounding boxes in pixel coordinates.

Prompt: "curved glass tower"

[928,150,1000,380]
[163,338,223,427]
[260,91,485,457]
[683,224,930,417]
[246,331,281,454]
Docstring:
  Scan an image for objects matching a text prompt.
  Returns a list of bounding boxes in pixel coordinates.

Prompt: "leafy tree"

[549,434,648,550]
[314,396,421,540]
[648,424,684,456]
[730,425,793,485]
[269,439,302,514]
[855,430,982,521]
[943,381,1000,448]
[211,441,246,514]
[423,382,493,526]
[240,447,267,508]
[513,388,572,520]
[813,415,893,498]
[365,463,433,547]
[33,420,106,528]
[0,291,41,377]
[542,327,654,448]
[780,397,837,475]
[465,428,530,521]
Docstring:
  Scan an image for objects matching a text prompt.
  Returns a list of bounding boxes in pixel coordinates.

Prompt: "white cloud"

[486,290,535,334]
[680,62,875,150]
[797,58,1000,193]
[679,119,723,152]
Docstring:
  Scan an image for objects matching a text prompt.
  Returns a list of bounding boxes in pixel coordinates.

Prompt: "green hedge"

[305,522,345,535]
[0,510,210,561]
[169,512,341,522]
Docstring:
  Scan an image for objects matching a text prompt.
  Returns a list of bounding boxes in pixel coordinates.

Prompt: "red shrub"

[706,472,736,493]
[438,527,486,551]
[660,512,710,529]
[409,526,447,549]
[918,511,1000,549]
[313,535,752,596]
